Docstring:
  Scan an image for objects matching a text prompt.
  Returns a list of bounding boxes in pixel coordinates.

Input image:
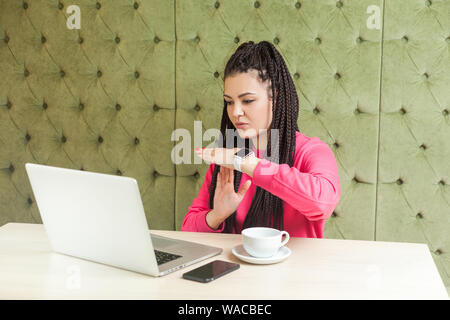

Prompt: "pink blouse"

[181,131,341,238]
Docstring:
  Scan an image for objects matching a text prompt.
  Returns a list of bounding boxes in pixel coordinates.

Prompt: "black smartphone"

[182,260,240,283]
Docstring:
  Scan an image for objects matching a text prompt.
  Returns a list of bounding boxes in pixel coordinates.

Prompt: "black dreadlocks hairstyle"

[208,40,299,233]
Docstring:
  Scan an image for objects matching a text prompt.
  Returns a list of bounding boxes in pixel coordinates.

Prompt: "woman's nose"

[231,102,244,118]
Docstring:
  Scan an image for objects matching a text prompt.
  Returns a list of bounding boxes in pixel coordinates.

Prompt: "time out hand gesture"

[195,147,262,178]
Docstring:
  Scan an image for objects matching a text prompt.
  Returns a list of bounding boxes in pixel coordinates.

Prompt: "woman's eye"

[224,100,253,105]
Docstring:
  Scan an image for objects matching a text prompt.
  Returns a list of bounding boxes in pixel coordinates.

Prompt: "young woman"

[181,41,340,238]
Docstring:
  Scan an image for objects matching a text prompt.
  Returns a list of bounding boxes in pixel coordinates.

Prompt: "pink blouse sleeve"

[251,141,341,221]
[181,163,225,232]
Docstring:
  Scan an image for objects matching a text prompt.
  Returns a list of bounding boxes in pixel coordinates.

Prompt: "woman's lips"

[236,123,248,129]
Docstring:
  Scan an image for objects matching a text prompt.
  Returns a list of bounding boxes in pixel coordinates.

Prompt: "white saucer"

[231,244,291,264]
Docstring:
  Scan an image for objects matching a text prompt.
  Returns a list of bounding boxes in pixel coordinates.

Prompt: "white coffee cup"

[241,227,290,258]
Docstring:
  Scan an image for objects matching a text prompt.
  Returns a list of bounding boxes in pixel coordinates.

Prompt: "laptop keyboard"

[154,249,182,265]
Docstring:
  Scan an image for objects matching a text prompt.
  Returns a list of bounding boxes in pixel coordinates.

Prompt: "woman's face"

[224,69,274,141]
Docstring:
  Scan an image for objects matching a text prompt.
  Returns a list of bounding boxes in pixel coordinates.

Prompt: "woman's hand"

[194,147,240,170]
[206,166,252,228]
[195,147,262,177]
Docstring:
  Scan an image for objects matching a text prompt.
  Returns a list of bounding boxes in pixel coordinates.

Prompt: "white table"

[0,223,448,299]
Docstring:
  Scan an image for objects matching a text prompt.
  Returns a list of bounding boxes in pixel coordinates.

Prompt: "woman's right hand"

[207,166,252,229]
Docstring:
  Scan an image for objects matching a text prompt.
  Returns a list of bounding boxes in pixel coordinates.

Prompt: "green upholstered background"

[0,0,449,291]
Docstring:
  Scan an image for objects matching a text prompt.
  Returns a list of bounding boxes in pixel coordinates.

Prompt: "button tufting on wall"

[23,2,28,9]
[27,198,33,205]
[6,2,449,255]
[96,2,101,9]
[273,37,280,44]
[435,249,442,256]
[396,178,403,185]
[60,70,65,78]
[61,135,67,143]
[80,167,85,171]
[352,176,359,183]
[134,137,140,145]
[135,71,140,78]
[425,0,432,7]
[422,72,429,80]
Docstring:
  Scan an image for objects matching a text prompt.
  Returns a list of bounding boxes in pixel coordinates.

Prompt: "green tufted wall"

[0,0,449,290]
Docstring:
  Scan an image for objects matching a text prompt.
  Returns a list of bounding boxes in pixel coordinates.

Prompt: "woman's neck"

[252,131,268,151]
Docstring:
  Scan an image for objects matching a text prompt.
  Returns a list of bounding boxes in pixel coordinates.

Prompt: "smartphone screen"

[182,260,240,283]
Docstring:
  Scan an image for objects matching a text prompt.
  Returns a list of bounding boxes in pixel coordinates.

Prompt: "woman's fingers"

[195,148,210,163]
[237,180,252,198]
[225,166,231,183]
[218,166,234,186]
[218,166,224,188]
[229,167,234,184]
[223,166,228,183]
[220,166,227,189]
[195,148,233,166]
[216,166,221,186]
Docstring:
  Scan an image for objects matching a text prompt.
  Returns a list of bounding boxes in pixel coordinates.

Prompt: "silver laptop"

[25,163,222,276]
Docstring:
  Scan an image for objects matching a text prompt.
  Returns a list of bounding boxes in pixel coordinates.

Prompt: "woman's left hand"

[194,147,241,170]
